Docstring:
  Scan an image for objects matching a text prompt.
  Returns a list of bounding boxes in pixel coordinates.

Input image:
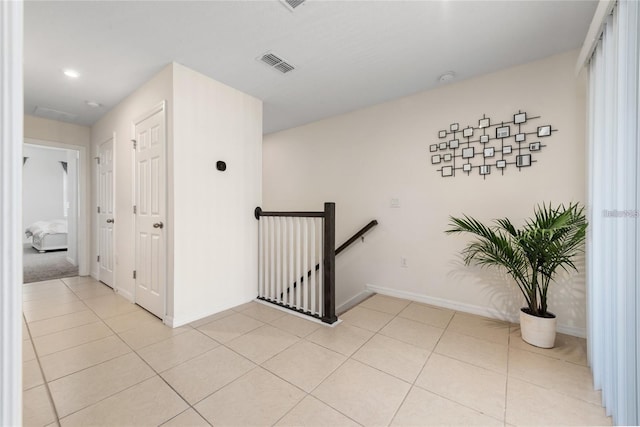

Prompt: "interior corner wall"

[170,63,262,326]
[90,65,173,302]
[263,50,587,336]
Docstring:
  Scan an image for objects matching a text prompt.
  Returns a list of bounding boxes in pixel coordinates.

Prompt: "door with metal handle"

[106,218,114,224]
[153,222,164,229]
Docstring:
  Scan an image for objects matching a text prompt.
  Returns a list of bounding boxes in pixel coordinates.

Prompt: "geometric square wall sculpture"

[430,111,554,178]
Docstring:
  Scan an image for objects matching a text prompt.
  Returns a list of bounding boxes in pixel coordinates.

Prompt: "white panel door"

[134,106,166,318]
[98,138,114,287]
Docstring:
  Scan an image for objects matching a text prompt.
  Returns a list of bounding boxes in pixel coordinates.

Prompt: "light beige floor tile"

[23,293,80,311]
[506,378,611,426]
[49,352,155,417]
[306,323,374,356]
[23,287,76,302]
[23,339,36,361]
[269,313,322,337]
[398,302,455,328]
[263,340,346,392]
[359,294,411,315]
[161,408,211,426]
[340,306,394,332]
[312,359,410,426]
[352,333,430,383]
[196,312,264,343]
[415,353,506,420]
[23,359,44,390]
[33,321,112,356]
[391,386,503,426]
[64,280,108,293]
[23,385,57,427]
[226,324,299,364]
[275,395,360,427]
[59,376,188,426]
[161,346,255,404]
[23,321,29,337]
[40,335,131,381]
[195,367,304,426]
[435,330,508,374]
[61,276,101,287]
[71,285,115,300]
[27,310,100,338]
[379,317,444,350]
[82,294,142,319]
[238,302,288,323]
[232,300,257,311]
[447,312,510,345]
[510,326,588,366]
[23,279,67,293]
[24,300,88,323]
[137,330,219,372]
[118,321,190,350]
[102,309,159,333]
[508,347,601,404]
[188,309,235,328]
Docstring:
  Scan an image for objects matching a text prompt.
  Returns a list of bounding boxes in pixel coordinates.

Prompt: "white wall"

[22,145,67,242]
[66,149,78,265]
[170,63,262,326]
[91,64,173,300]
[263,50,587,336]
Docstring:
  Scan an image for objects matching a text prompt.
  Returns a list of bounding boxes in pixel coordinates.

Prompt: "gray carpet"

[23,244,78,284]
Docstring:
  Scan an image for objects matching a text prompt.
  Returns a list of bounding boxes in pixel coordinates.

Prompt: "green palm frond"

[447,202,587,317]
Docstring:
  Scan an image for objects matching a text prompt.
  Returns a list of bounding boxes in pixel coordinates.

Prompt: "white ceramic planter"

[519,308,557,348]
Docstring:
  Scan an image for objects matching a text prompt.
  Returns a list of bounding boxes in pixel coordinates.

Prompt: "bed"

[25,220,68,252]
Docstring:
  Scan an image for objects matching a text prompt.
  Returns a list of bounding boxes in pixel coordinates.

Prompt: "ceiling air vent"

[280,0,306,12]
[33,106,78,122]
[259,52,296,74]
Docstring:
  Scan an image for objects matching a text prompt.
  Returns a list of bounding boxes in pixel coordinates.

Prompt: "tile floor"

[22,276,611,426]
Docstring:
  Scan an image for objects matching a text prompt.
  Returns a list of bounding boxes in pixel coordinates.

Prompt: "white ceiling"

[24,0,597,134]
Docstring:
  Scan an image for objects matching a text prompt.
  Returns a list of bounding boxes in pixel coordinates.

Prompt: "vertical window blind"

[587,1,639,425]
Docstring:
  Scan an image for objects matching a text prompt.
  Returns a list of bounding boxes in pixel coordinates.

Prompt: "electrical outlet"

[400,257,408,268]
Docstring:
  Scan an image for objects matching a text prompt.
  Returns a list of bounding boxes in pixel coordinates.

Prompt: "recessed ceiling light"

[85,101,101,108]
[438,71,456,83]
[63,69,80,78]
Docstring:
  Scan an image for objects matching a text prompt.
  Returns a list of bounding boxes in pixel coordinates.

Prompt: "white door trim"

[24,137,90,276]
[97,134,116,287]
[132,101,167,320]
[0,0,23,424]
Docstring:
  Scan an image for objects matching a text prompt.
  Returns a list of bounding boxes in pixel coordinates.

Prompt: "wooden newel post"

[322,202,338,324]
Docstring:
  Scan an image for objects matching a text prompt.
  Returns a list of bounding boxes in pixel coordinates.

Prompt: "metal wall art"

[429,111,556,179]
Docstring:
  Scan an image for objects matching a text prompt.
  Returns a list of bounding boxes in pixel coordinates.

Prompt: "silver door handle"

[106,219,114,224]
[153,222,164,229]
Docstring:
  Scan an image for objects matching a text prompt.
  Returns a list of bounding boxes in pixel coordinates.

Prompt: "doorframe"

[131,101,168,320]
[24,137,90,276]
[96,134,116,287]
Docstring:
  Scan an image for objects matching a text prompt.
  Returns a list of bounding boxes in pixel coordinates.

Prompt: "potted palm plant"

[446,203,587,348]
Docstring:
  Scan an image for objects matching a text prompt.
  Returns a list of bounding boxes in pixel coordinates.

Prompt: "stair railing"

[254,203,337,324]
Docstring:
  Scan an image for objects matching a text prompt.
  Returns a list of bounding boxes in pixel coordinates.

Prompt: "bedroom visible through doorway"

[23,143,80,283]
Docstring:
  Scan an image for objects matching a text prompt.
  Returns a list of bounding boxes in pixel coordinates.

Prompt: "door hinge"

[133,270,137,279]
[97,255,100,262]
[95,156,100,165]
[131,139,137,149]
[97,206,101,213]
[133,205,137,214]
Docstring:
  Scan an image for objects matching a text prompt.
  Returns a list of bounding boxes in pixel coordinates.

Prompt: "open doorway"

[22,143,80,283]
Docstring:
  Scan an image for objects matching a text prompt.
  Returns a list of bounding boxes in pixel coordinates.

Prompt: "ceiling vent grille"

[33,106,78,122]
[259,52,296,74]
[281,0,306,12]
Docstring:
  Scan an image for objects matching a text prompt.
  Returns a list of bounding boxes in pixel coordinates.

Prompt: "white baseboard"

[115,287,133,302]
[336,290,374,315]
[365,284,586,338]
